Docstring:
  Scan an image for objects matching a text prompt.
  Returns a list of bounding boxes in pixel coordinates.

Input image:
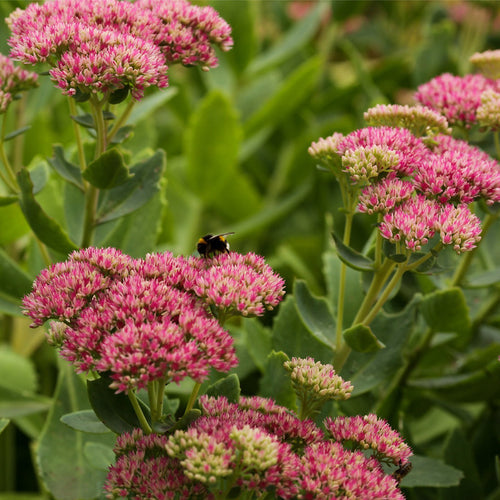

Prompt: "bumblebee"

[392,460,412,484]
[197,233,234,257]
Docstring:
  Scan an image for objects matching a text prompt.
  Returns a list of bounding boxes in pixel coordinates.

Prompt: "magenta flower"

[189,252,285,318]
[437,203,482,253]
[358,176,414,215]
[300,441,405,500]
[105,428,207,499]
[137,0,233,71]
[7,0,169,99]
[0,53,38,113]
[414,73,495,128]
[325,413,413,466]
[431,135,500,205]
[22,248,238,393]
[378,194,440,252]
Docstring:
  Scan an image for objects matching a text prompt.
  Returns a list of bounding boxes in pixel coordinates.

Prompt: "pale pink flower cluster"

[414,73,495,129]
[364,103,451,138]
[325,413,413,466]
[470,49,500,79]
[23,247,284,393]
[105,395,409,499]
[7,0,232,99]
[0,53,38,113]
[283,356,353,402]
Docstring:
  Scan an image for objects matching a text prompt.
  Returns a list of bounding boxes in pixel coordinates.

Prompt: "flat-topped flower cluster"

[105,392,412,499]
[309,104,500,254]
[7,0,232,100]
[22,247,284,393]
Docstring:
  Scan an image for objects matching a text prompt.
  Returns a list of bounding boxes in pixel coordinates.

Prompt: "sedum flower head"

[22,247,237,394]
[470,50,500,79]
[336,126,430,177]
[364,103,451,139]
[378,195,440,252]
[7,0,169,100]
[0,53,38,113]
[105,428,206,499]
[300,441,405,500]
[414,73,494,129]
[137,0,233,71]
[284,356,353,403]
[189,252,285,318]
[437,203,482,253]
[477,88,500,131]
[342,145,401,184]
[308,133,344,174]
[325,413,413,466]
[358,176,414,215]
[230,425,279,471]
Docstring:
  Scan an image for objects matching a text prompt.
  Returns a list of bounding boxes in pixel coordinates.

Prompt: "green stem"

[80,184,99,248]
[184,382,201,415]
[155,377,167,421]
[128,391,152,434]
[107,100,135,144]
[360,264,407,326]
[0,114,18,193]
[335,211,354,351]
[351,258,397,325]
[148,381,158,421]
[36,237,52,268]
[68,97,87,173]
[451,212,498,286]
[90,97,107,158]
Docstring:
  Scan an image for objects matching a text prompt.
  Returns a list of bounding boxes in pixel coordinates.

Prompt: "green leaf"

[242,319,272,373]
[441,428,481,498]
[96,149,166,223]
[272,294,334,364]
[17,168,79,254]
[83,441,115,471]
[0,346,37,393]
[71,113,94,128]
[110,125,134,145]
[96,178,165,257]
[343,324,385,353]
[4,125,31,142]
[247,3,330,75]
[464,267,500,288]
[185,90,241,203]
[400,454,463,488]
[47,145,83,188]
[128,88,178,124]
[341,296,419,395]
[0,418,8,434]
[60,410,111,434]
[294,280,336,347]
[332,233,375,271]
[0,203,30,244]
[36,362,116,500]
[29,157,50,195]
[82,148,133,189]
[0,194,18,206]
[87,372,151,434]
[408,359,500,402]
[211,0,258,75]
[205,373,241,404]
[244,56,323,138]
[0,247,33,300]
[259,351,296,410]
[0,385,51,418]
[420,287,470,335]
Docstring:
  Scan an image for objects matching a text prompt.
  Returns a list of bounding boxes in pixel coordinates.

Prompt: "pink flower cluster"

[23,247,284,393]
[310,120,500,253]
[105,395,409,499]
[414,73,495,129]
[0,53,38,113]
[7,0,232,99]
